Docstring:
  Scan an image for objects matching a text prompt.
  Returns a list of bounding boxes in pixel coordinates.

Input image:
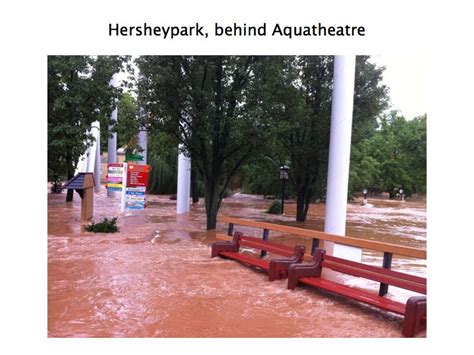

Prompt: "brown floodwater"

[48,187,426,338]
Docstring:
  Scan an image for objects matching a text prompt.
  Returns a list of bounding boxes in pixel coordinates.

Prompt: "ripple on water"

[48,188,426,337]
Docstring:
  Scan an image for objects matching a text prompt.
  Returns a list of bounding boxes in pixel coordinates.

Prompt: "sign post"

[106,163,125,191]
[121,162,128,212]
[106,162,151,212]
[125,164,151,210]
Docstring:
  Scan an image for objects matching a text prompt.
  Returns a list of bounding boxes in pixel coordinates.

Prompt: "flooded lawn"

[48,187,426,337]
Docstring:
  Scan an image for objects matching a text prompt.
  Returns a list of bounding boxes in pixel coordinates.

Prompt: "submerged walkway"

[48,187,426,337]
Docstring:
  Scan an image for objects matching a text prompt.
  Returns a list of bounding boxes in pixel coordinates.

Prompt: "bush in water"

[85,217,119,233]
[266,200,282,214]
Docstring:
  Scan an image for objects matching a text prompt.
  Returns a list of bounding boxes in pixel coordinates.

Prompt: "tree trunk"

[65,153,74,202]
[296,186,308,222]
[389,189,396,199]
[204,181,221,230]
[191,163,199,203]
[206,202,219,230]
[66,189,74,201]
[303,193,311,219]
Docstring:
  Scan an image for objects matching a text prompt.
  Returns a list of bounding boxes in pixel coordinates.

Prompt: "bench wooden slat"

[219,251,269,270]
[216,233,233,241]
[240,236,295,257]
[299,277,406,315]
[215,234,296,256]
[218,216,426,259]
[216,234,296,257]
[321,260,426,294]
[324,255,426,286]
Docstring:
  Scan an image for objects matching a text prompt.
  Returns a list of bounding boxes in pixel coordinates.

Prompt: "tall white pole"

[120,162,128,212]
[176,146,191,214]
[323,55,361,262]
[108,74,119,197]
[74,120,100,193]
[92,121,101,193]
[138,129,148,165]
[138,109,148,165]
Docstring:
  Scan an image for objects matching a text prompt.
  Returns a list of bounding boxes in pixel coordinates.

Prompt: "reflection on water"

[48,188,426,337]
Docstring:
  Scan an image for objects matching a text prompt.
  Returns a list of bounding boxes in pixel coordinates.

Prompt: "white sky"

[371,55,427,119]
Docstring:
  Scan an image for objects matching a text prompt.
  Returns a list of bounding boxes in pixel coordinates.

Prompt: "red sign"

[127,164,151,187]
[128,164,151,173]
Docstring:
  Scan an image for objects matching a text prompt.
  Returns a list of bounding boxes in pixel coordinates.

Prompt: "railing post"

[227,223,234,237]
[260,229,270,258]
[379,252,393,296]
[311,239,320,255]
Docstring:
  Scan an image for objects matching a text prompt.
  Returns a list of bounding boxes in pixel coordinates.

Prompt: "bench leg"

[402,296,427,337]
[268,245,306,281]
[211,231,242,257]
[287,248,325,290]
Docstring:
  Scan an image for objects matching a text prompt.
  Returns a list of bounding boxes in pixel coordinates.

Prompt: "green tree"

[114,92,140,153]
[241,156,283,197]
[360,112,426,197]
[349,144,381,195]
[48,55,128,197]
[147,131,179,194]
[266,56,389,221]
[239,56,305,201]
[136,56,275,229]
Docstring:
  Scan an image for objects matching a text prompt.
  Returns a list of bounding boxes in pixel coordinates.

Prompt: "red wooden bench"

[287,248,427,337]
[211,231,306,281]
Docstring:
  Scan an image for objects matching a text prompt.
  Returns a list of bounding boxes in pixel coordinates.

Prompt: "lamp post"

[363,188,368,205]
[399,188,404,202]
[279,165,289,214]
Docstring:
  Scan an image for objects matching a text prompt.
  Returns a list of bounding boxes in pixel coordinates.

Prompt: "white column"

[138,110,148,167]
[92,121,101,193]
[108,74,119,197]
[120,162,128,212]
[138,129,148,165]
[75,120,101,193]
[176,146,191,214]
[324,55,361,262]
[138,108,148,165]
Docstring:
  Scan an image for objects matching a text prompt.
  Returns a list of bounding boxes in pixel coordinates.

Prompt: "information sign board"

[127,164,151,187]
[106,163,124,191]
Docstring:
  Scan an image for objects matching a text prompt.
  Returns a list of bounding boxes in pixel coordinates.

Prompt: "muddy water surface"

[48,188,426,337]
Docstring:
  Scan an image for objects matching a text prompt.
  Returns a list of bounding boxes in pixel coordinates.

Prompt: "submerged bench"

[212,231,305,281]
[217,215,426,296]
[288,248,427,337]
[214,216,427,337]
